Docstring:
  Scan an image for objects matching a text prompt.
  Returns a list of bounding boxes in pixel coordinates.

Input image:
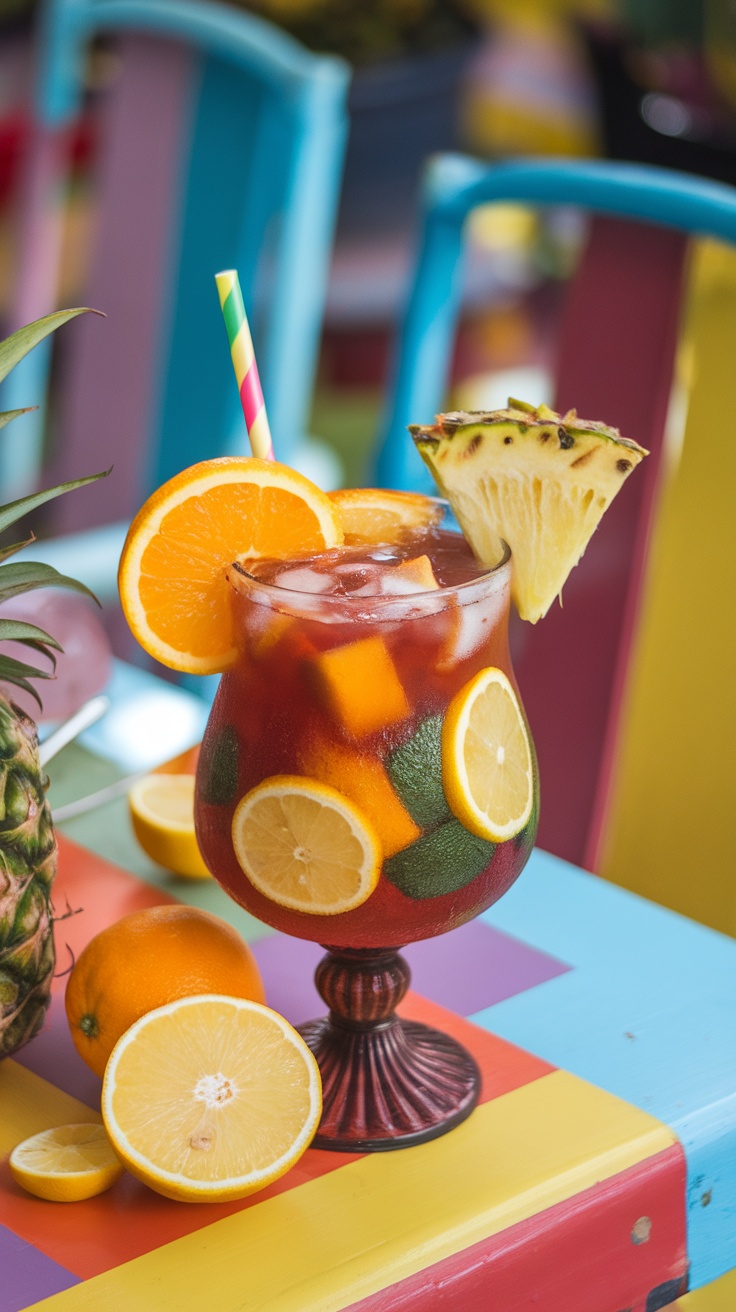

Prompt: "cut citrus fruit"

[412,402,648,623]
[328,487,443,545]
[118,457,343,674]
[101,995,321,1202]
[129,773,210,878]
[9,1124,124,1202]
[231,775,381,914]
[442,667,534,842]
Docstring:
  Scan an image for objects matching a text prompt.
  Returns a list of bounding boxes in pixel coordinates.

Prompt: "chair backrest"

[3,0,349,527]
[599,236,736,935]
[375,157,736,886]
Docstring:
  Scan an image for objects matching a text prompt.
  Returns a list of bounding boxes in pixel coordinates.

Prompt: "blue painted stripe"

[475,848,736,1289]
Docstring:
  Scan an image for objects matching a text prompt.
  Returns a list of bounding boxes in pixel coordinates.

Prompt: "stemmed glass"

[195,515,538,1151]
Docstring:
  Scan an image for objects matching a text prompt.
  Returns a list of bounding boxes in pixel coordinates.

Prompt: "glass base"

[297,947,481,1152]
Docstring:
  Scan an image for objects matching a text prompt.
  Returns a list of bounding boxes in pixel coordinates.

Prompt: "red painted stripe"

[239,363,264,431]
[345,1143,688,1312]
[2,836,553,1281]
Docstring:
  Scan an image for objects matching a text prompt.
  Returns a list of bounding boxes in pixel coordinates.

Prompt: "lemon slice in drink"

[232,775,381,915]
[129,773,210,879]
[442,667,534,843]
[328,487,443,545]
[9,1124,124,1202]
[102,995,321,1202]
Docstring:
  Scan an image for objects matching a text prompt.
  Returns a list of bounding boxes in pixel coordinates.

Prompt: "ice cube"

[352,556,438,598]
[268,565,336,595]
[438,594,504,669]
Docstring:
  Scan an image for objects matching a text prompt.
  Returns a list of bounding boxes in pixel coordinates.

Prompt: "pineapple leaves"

[0,655,54,709]
[0,561,99,606]
[0,537,34,563]
[0,619,62,650]
[0,309,103,386]
[0,407,36,431]
[0,470,110,536]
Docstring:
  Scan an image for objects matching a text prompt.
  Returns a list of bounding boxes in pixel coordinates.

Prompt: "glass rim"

[228,539,512,615]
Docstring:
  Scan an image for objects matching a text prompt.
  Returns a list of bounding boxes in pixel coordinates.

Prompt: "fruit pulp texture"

[195,523,539,948]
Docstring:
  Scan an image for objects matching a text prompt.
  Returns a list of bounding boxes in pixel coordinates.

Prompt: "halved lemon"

[232,775,381,915]
[119,458,343,674]
[328,487,443,545]
[9,1123,124,1202]
[442,667,534,842]
[128,773,209,879]
[102,995,321,1203]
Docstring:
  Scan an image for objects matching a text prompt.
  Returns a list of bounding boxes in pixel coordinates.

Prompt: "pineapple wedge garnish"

[411,400,648,623]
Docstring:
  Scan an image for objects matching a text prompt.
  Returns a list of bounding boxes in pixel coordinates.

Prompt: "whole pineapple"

[0,309,106,1058]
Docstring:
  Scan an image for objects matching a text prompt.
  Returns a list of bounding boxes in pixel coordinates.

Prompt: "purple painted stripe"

[252,919,570,1028]
[15,914,569,1106]
[15,995,102,1110]
[0,1223,80,1311]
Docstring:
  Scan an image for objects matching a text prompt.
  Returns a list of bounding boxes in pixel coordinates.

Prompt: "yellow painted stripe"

[28,1070,676,1312]
[674,1268,736,1310]
[0,1060,100,1156]
[229,319,254,388]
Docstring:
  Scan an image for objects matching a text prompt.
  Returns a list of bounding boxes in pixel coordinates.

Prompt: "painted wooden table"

[2,729,735,1312]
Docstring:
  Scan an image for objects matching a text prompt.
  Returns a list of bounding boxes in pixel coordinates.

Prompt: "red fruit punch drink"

[195,503,538,950]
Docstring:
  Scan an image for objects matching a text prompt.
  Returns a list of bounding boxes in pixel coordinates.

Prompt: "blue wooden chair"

[374,157,736,923]
[4,0,349,525]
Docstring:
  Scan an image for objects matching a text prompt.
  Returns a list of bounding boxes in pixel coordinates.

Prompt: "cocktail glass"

[195,508,539,1151]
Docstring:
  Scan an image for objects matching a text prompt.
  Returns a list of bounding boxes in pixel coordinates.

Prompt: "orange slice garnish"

[118,458,343,674]
[328,488,443,546]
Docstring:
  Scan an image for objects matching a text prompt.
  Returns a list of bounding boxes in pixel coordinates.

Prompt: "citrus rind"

[442,666,534,843]
[9,1123,124,1202]
[128,773,210,879]
[231,775,381,915]
[328,487,444,545]
[118,457,343,675]
[101,994,322,1203]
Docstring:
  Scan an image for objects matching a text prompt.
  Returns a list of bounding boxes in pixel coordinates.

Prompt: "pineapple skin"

[0,307,107,1061]
[0,696,57,1058]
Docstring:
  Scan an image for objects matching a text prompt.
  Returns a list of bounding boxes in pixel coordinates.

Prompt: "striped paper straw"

[215,269,274,461]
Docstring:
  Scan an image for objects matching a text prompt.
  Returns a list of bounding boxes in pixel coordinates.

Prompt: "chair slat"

[150,50,265,490]
[514,215,689,868]
[46,33,194,532]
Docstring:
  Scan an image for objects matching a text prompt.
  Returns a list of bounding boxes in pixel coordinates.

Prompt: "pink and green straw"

[215,269,274,461]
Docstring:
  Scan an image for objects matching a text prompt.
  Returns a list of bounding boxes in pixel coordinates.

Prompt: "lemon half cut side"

[101,994,322,1203]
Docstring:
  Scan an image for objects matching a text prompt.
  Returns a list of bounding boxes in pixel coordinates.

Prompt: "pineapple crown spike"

[0,309,110,707]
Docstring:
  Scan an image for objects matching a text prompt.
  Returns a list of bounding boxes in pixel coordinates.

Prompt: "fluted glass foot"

[297,947,481,1152]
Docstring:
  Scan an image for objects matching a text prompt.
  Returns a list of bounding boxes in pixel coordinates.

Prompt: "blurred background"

[4,0,736,488]
[1,0,735,936]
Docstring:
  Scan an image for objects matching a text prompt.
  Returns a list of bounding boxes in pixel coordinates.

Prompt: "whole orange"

[65,904,266,1078]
